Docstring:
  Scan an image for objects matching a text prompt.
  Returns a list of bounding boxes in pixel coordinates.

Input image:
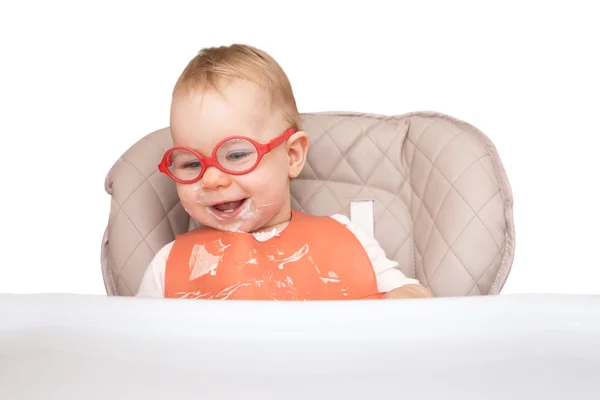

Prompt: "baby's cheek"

[262,157,289,185]
[177,185,204,216]
[255,171,286,199]
[176,186,194,206]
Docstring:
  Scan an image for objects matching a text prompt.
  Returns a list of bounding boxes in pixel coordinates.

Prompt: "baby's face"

[169,79,299,233]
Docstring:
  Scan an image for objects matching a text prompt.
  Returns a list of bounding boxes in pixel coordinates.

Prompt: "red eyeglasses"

[158,128,296,184]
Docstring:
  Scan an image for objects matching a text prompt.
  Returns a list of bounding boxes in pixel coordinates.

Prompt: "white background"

[0,1,598,295]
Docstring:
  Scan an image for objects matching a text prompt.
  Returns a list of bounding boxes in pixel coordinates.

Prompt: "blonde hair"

[173,44,301,130]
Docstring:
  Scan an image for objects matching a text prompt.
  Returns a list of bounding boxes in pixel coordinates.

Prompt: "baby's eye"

[226,151,251,161]
[182,161,202,169]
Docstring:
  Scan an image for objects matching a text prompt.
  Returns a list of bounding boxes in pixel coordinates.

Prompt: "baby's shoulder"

[325,213,375,246]
[327,213,352,226]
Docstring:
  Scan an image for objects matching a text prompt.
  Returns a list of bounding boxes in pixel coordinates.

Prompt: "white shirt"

[136,214,420,298]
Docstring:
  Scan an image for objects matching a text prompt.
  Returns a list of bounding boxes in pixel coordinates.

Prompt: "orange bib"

[164,210,383,300]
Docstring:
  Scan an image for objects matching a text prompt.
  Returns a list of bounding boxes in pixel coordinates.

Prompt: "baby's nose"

[201,166,232,190]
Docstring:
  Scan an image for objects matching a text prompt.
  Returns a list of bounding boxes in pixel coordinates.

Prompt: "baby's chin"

[203,217,267,233]
[190,208,264,232]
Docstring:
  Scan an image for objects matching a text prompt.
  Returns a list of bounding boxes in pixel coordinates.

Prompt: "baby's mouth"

[208,198,249,219]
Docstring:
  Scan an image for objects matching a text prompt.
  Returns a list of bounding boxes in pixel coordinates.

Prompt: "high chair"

[101,111,515,296]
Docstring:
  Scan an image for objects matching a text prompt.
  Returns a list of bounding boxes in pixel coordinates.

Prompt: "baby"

[136,44,432,301]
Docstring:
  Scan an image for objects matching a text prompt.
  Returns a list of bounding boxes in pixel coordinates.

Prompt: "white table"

[1,293,599,399]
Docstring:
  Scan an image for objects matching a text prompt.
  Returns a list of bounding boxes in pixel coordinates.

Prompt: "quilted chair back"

[101,111,515,297]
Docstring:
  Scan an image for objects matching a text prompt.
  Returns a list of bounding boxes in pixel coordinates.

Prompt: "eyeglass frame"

[158,128,297,184]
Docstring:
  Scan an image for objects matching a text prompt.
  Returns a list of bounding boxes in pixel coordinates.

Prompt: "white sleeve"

[329,214,421,292]
[135,241,174,298]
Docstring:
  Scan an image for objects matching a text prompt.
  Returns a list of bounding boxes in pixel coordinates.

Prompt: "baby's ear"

[287,130,309,178]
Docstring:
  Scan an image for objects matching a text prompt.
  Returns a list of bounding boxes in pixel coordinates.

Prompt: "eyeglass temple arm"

[267,129,296,150]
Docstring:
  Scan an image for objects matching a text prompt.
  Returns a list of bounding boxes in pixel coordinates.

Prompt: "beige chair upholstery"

[101,111,515,297]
